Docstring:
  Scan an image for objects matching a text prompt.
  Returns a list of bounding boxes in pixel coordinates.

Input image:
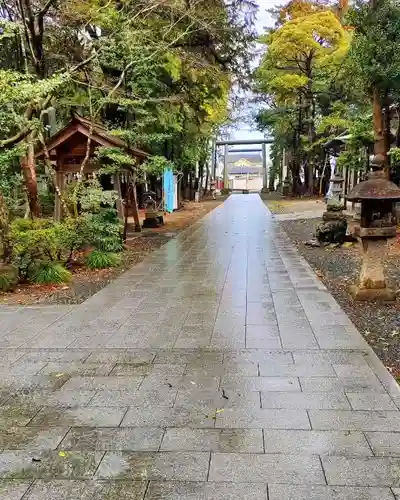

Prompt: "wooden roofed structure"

[35,115,148,224]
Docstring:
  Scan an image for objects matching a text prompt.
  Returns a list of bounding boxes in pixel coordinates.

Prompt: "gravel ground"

[280,217,400,377]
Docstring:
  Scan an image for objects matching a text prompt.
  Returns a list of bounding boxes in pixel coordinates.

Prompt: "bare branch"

[37,0,57,20]
[0,128,31,148]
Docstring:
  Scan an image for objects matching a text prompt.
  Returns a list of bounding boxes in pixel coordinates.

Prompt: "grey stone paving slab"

[160,428,263,453]
[174,388,260,410]
[145,481,268,500]
[155,351,223,365]
[278,324,319,349]
[0,406,41,427]
[258,361,336,377]
[366,432,400,457]
[263,430,372,456]
[308,410,400,431]
[268,485,395,500]
[186,362,258,377]
[245,325,281,349]
[223,350,293,364]
[221,376,301,392]
[312,325,367,349]
[1,195,400,496]
[23,480,148,500]
[261,391,351,410]
[0,427,68,450]
[121,406,216,428]
[89,388,177,407]
[0,480,33,500]
[322,455,400,486]
[208,452,325,484]
[346,392,398,411]
[96,451,210,481]
[213,408,310,429]
[29,407,127,427]
[61,376,144,391]
[19,349,90,363]
[0,451,104,479]
[84,349,156,364]
[61,427,164,451]
[300,376,386,393]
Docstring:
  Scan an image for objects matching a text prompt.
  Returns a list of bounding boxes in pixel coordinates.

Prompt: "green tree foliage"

[0,0,256,267]
[346,0,400,168]
[255,2,350,192]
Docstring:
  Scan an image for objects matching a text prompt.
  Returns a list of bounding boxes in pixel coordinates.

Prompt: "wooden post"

[54,156,65,222]
[223,144,229,190]
[130,177,141,232]
[113,175,124,220]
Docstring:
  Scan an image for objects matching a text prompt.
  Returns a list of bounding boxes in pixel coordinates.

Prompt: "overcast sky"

[230,0,276,145]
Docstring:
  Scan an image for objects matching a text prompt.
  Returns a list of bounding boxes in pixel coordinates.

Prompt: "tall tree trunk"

[305,74,316,194]
[372,86,388,175]
[383,91,391,163]
[0,191,12,264]
[395,105,400,147]
[370,0,388,176]
[204,166,209,197]
[131,179,141,232]
[189,170,193,200]
[293,92,302,187]
[20,140,40,218]
[198,160,204,196]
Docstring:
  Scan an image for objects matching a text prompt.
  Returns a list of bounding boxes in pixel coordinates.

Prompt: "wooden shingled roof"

[35,115,148,159]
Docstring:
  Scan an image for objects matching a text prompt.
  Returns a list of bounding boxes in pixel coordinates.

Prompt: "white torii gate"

[213,138,274,191]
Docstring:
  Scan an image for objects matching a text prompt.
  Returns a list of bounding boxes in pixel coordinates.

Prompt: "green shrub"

[54,217,88,262]
[0,265,18,292]
[10,206,123,281]
[31,262,72,285]
[84,208,123,253]
[85,250,121,269]
[11,218,61,279]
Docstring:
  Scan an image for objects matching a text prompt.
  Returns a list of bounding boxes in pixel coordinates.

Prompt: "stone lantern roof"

[347,170,400,201]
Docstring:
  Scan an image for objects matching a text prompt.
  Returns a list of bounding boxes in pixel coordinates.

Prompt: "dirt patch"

[0,199,223,306]
[280,217,400,377]
[264,196,326,215]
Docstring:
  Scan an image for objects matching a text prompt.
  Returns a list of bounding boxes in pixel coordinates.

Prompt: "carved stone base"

[351,238,396,301]
[143,217,160,228]
[322,211,346,222]
[316,217,347,245]
[350,284,396,301]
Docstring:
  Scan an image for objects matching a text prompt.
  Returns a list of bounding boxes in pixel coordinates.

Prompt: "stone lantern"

[347,169,400,301]
[142,191,164,228]
[315,163,346,246]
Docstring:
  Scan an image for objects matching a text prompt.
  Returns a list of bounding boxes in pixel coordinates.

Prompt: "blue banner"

[163,168,174,213]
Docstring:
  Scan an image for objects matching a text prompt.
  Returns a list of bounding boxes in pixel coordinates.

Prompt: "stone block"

[160,429,263,453]
[61,427,164,451]
[145,482,267,500]
[268,485,394,500]
[309,410,400,431]
[263,430,372,456]
[96,451,210,481]
[208,452,325,484]
[322,456,400,486]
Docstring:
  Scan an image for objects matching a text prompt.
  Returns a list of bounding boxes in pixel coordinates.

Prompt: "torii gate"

[212,138,274,191]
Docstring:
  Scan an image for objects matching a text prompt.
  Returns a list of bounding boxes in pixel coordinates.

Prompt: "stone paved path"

[1,194,400,499]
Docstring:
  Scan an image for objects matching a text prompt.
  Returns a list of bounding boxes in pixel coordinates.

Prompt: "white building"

[226,153,264,191]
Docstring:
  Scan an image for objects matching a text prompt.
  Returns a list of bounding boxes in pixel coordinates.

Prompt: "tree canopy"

[0,0,256,214]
